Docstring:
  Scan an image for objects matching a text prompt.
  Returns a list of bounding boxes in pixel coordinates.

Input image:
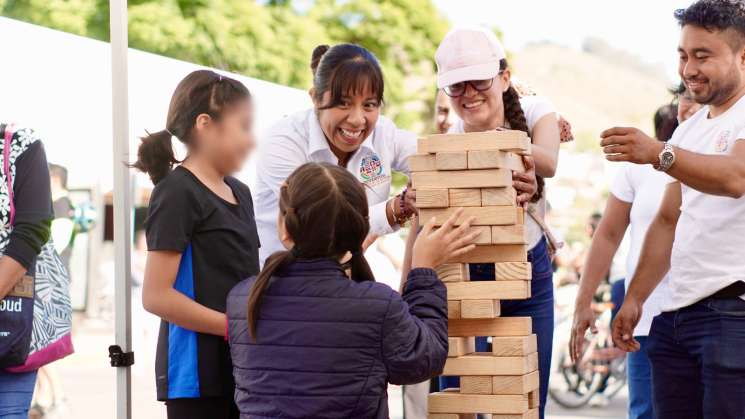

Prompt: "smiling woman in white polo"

[254,44,418,263]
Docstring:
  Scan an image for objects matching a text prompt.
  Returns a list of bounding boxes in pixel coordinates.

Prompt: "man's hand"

[611,298,643,352]
[569,304,598,363]
[600,127,664,165]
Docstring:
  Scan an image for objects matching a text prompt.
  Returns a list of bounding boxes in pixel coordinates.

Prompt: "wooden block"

[461,299,501,318]
[468,150,525,171]
[449,317,532,337]
[461,376,493,394]
[473,226,492,245]
[446,281,529,300]
[428,392,529,414]
[494,262,532,280]
[412,169,511,189]
[418,189,449,208]
[443,353,538,376]
[409,154,437,172]
[528,390,539,409]
[492,410,539,419]
[448,300,461,319]
[420,206,516,227]
[448,245,528,264]
[436,151,468,170]
[419,131,531,154]
[436,263,470,282]
[516,208,525,225]
[492,335,538,356]
[481,187,517,206]
[428,415,477,419]
[448,337,475,357]
[492,371,540,395]
[449,188,482,207]
[491,225,527,244]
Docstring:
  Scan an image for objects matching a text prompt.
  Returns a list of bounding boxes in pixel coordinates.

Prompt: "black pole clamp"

[108,345,135,367]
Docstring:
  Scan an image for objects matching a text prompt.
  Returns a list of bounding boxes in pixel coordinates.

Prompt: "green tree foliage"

[1,0,449,130]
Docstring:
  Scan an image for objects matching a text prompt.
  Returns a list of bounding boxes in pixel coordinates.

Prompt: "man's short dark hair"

[675,0,745,50]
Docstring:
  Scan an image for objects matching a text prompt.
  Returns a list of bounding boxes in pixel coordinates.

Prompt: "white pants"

[403,380,430,419]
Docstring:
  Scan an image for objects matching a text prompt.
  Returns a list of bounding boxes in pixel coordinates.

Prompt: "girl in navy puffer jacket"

[227,162,479,418]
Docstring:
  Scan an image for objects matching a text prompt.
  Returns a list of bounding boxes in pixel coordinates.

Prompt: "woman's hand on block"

[514,155,537,206]
[411,208,479,269]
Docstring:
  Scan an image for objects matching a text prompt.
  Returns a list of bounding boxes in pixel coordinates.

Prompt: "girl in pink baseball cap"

[433,26,562,419]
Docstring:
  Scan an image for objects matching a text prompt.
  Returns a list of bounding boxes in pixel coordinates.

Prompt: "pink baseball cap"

[435,27,506,89]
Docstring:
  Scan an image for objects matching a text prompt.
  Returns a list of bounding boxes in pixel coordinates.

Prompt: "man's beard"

[694,67,742,106]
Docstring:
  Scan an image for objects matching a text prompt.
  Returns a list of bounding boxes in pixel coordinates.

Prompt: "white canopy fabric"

[0,16,311,192]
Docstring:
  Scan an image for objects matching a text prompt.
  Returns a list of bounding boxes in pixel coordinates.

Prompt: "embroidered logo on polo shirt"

[359,154,389,187]
[716,130,731,153]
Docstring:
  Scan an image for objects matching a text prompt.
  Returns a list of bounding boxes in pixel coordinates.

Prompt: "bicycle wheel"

[548,346,604,408]
[602,354,627,399]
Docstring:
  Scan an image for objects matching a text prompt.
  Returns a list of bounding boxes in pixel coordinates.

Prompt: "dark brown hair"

[246,162,375,340]
[500,59,544,202]
[310,44,384,110]
[131,70,251,185]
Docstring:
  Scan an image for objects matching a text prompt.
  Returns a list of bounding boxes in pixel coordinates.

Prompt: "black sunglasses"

[443,72,503,97]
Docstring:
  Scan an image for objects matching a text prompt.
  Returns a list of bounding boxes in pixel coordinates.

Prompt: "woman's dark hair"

[247,162,375,340]
[500,59,544,203]
[310,44,384,110]
[654,104,679,141]
[131,70,251,185]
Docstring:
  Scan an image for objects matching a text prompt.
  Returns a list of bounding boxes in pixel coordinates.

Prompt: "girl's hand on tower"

[514,155,537,206]
[411,208,480,269]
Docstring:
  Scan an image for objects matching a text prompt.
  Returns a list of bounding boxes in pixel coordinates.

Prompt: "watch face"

[661,151,675,166]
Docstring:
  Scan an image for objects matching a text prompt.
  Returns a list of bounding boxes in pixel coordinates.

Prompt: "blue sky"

[433,0,696,81]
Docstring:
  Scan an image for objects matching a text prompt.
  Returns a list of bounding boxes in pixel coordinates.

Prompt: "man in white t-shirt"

[601,2,745,418]
[570,103,687,419]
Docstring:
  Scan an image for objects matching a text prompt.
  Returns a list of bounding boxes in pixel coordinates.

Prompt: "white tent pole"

[109,1,133,419]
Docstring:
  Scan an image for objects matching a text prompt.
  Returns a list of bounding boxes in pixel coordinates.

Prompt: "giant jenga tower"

[410,130,540,419]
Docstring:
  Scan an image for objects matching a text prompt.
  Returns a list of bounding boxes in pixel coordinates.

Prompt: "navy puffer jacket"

[227,258,448,418]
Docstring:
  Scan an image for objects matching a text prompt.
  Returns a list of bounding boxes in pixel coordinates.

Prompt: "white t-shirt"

[254,108,417,264]
[610,163,671,336]
[450,95,557,249]
[663,94,745,311]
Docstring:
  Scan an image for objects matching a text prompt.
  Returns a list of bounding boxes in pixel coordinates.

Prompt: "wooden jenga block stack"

[412,131,540,418]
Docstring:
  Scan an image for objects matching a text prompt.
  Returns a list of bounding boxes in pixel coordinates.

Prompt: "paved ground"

[42,317,627,419]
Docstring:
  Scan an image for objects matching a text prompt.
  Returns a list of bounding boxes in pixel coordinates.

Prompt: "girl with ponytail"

[227,162,480,418]
[433,27,561,419]
[133,70,259,419]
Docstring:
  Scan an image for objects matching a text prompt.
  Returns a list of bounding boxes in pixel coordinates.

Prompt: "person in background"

[48,164,75,270]
[132,70,260,419]
[434,89,456,134]
[571,98,687,419]
[606,1,745,416]
[434,27,558,418]
[227,162,480,418]
[0,125,53,419]
[672,81,703,123]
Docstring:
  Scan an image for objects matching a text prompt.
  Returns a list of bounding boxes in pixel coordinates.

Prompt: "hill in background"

[510,41,675,243]
[512,40,674,152]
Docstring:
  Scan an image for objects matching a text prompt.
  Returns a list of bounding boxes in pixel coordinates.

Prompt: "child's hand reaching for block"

[411,208,480,269]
